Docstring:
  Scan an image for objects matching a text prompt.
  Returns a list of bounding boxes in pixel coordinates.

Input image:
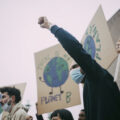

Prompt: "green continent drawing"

[43,57,69,87]
[84,35,96,59]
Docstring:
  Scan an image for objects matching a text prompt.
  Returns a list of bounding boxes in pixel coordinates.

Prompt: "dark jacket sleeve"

[51,25,105,78]
[36,114,44,120]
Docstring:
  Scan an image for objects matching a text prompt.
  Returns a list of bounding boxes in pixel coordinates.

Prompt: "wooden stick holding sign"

[114,39,120,82]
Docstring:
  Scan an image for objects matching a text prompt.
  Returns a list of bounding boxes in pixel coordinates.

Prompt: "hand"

[38,16,52,29]
[116,39,120,53]
[26,116,33,120]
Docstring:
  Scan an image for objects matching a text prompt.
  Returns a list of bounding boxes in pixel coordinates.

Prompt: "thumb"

[40,23,46,28]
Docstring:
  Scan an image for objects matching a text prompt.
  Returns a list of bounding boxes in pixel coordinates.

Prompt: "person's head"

[50,109,74,120]
[0,87,21,112]
[26,115,33,120]
[70,61,85,84]
[78,109,86,120]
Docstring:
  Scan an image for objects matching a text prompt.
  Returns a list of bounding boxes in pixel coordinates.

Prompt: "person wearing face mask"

[38,17,120,120]
[0,93,9,120]
[0,87,32,120]
[70,61,85,84]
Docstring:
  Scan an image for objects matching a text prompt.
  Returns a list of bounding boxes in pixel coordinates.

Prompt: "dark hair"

[0,87,21,103]
[70,64,79,70]
[50,109,74,120]
[81,109,85,112]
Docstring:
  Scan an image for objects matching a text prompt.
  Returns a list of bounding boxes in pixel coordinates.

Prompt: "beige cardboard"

[81,5,117,69]
[34,44,81,114]
[107,9,120,89]
[12,83,26,98]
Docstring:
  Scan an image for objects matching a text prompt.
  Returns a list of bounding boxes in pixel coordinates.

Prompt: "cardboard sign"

[107,9,120,89]
[13,82,26,98]
[81,6,117,69]
[34,44,81,114]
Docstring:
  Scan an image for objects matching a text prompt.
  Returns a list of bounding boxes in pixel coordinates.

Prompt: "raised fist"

[38,16,52,29]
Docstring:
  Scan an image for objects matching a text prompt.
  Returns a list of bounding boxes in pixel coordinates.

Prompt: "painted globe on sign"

[84,35,96,59]
[43,57,69,87]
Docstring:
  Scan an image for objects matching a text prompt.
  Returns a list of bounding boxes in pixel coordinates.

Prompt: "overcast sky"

[0,0,120,119]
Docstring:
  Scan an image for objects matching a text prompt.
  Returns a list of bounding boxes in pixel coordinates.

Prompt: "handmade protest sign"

[81,6,117,69]
[34,44,81,114]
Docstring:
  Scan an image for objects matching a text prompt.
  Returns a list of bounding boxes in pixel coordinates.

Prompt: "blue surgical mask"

[2,98,12,112]
[70,67,85,84]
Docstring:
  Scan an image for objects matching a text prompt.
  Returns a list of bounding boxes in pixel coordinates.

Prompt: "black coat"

[36,114,44,120]
[51,25,120,120]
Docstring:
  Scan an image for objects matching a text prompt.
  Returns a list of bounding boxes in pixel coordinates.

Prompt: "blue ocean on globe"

[84,35,96,59]
[43,57,69,87]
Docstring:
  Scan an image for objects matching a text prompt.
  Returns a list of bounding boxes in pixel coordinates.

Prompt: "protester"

[70,61,85,84]
[78,109,86,120]
[38,17,120,120]
[0,87,32,120]
[50,109,74,120]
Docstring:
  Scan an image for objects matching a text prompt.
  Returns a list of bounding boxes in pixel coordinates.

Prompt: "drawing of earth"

[84,35,96,59]
[43,57,69,87]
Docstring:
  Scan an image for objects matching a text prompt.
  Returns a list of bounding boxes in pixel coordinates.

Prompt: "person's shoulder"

[16,108,27,115]
[14,107,28,119]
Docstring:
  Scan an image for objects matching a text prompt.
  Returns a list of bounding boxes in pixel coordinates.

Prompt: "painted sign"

[81,6,117,69]
[34,44,81,114]
[107,9,120,89]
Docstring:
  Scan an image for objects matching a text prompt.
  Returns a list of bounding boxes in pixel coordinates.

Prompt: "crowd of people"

[0,87,86,120]
[0,16,120,120]
[0,86,84,120]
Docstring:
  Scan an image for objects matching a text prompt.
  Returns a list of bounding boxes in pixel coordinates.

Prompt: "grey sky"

[0,0,120,119]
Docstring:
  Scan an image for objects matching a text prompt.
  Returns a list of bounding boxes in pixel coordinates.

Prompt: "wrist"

[48,23,54,30]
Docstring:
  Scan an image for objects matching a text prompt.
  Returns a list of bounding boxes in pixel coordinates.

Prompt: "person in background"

[50,109,74,120]
[0,87,32,120]
[78,109,86,120]
[38,17,120,120]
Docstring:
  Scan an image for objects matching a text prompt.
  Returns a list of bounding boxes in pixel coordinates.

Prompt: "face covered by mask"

[70,67,85,84]
[2,98,12,112]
